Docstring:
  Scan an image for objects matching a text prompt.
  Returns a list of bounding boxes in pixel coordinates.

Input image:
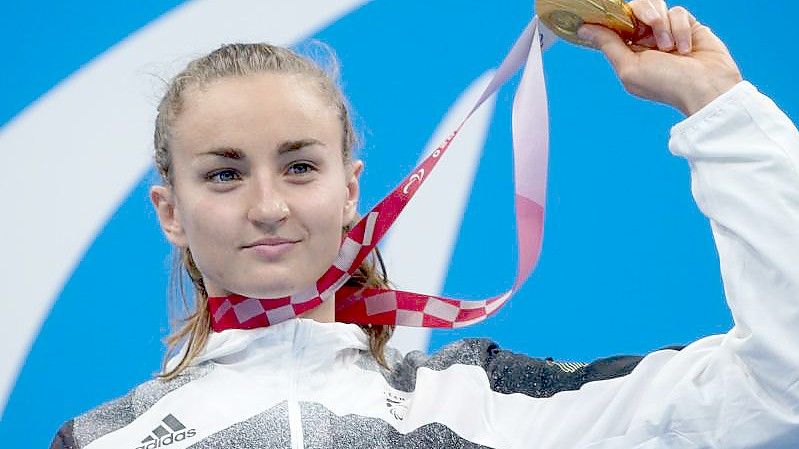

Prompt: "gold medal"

[536,0,648,47]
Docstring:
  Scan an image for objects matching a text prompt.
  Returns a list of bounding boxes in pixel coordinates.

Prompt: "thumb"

[578,24,635,73]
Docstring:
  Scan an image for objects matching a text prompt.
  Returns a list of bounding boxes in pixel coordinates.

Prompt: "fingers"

[651,0,674,50]
[686,12,728,54]
[578,24,635,74]
[626,2,711,55]
[671,7,730,55]
[629,0,673,51]
[668,6,693,54]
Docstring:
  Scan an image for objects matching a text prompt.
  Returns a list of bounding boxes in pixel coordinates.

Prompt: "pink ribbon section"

[208,18,550,331]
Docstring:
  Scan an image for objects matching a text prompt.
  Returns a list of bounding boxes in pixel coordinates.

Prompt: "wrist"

[677,74,743,116]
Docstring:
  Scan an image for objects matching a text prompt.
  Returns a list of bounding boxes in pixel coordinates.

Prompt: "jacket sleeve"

[670,81,799,392]
[660,81,799,444]
[480,82,799,449]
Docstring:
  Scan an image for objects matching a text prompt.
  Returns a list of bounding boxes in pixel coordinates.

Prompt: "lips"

[243,237,300,260]
[244,237,300,247]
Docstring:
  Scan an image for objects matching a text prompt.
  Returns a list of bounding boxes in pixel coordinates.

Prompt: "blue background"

[1,1,797,447]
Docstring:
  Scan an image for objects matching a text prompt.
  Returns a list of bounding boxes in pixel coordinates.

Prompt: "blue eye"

[287,162,315,176]
[207,169,241,183]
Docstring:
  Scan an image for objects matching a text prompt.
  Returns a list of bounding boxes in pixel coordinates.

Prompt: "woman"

[50,1,799,447]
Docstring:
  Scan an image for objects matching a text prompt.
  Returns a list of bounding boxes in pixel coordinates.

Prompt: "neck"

[298,295,336,323]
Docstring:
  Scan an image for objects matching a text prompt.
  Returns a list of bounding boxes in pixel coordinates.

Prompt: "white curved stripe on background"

[384,71,497,355]
[0,0,370,417]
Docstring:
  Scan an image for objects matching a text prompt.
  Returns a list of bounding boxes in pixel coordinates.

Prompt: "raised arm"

[492,2,799,446]
[580,3,799,403]
[477,4,799,447]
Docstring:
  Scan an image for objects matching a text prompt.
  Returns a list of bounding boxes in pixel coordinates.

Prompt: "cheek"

[306,189,347,229]
[178,191,241,252]
[294,180,349,235]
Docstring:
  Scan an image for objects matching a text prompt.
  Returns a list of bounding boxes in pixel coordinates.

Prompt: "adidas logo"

[134,414,197,449]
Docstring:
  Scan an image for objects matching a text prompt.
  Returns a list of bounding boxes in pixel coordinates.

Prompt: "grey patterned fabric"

[382,339,644,398]
[50,339,645,448]
[53,364,212,448]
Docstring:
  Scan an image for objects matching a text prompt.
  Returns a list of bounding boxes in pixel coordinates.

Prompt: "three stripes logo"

[134,414,197,449]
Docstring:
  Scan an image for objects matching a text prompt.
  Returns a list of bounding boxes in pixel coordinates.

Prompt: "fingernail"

[677,41,690,54]
[658,31,674,50]
[577,26,594,43]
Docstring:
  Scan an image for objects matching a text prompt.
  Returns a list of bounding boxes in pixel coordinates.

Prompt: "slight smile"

[243,237,301,260]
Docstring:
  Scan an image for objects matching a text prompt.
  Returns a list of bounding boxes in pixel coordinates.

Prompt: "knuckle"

[648,15,665,27]
[629,1,647,16]
[670,5,687,14]
[669,10,689,29]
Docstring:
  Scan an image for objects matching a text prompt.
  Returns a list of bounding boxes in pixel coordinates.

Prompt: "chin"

[235,280,309,299]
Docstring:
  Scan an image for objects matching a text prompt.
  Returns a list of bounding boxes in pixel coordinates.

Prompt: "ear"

[150,185,188,247]
[343,160,364,225]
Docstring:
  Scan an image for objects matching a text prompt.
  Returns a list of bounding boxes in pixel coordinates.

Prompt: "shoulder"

[383,338,653,398]
[49,363,212,448]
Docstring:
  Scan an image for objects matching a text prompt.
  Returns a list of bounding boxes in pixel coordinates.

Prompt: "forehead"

[171,73,342,155]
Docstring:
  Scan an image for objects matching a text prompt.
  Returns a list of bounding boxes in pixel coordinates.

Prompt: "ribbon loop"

[208,18,552,331]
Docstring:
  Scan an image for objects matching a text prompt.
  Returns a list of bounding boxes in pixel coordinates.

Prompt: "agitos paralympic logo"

[134,414,196,449]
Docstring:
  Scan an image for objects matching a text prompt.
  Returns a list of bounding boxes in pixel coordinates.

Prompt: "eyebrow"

[197,138,325,160]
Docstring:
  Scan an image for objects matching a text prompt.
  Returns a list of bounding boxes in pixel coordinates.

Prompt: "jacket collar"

[165,319,369,372]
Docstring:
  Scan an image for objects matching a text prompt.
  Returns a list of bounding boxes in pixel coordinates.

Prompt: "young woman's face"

[152,73,362,300]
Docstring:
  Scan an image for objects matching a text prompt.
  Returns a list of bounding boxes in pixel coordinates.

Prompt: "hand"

[577,1,743,116]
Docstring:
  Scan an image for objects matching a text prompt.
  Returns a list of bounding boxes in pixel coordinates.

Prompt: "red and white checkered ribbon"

[209,18,553,331]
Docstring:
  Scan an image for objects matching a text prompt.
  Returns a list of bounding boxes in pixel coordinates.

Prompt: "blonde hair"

[154,43,393,380]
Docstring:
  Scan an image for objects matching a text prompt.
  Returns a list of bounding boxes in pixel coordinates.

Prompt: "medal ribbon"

[208,18,553,330]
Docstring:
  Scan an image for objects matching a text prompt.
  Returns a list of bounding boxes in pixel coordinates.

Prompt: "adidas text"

[135,429,196,449]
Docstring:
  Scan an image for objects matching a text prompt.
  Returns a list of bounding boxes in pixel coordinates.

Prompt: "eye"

[286,162,316,176]
[206,169,241,183]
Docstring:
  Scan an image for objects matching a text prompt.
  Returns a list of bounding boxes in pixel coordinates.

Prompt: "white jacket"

[51,81,799,448]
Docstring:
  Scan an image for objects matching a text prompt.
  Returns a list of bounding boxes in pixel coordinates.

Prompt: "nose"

[246,173,290,227]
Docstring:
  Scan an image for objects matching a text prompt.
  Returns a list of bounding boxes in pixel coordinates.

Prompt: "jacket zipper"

[288,322,305,449]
